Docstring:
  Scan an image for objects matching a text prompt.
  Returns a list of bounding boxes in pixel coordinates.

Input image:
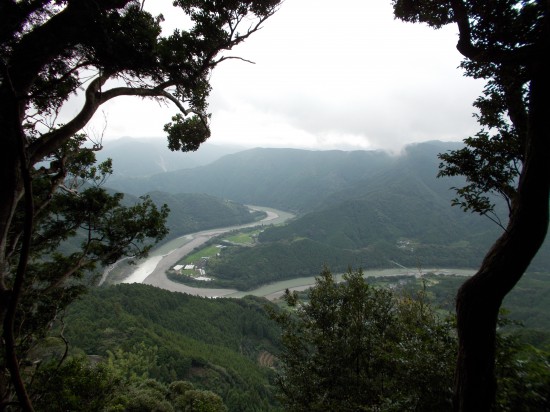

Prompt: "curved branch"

[29,76,210,165]
[27,59,93,101]
[42,256,90,295]
[99,84,209,125]
[196,7,277,74]
[28,73,111,164]
[214,55,256,65]
[157,90,209,127]
[9,1,132,94]
[499,69,529,151]
[24,3,279,165]
[55,315,69,368]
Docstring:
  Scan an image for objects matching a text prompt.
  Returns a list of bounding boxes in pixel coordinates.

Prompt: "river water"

[104,206,473,299]
[102,206,294,295]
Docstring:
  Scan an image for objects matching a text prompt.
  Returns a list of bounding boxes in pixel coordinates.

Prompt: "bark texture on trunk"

[0,82,36,411]
[453,64,550,411]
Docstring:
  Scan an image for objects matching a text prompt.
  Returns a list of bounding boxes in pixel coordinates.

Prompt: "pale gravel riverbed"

[117,206,289,298]
[113,206,473,300]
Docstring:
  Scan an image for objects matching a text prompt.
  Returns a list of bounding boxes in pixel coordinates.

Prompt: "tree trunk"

[0,83,36,411]
[0,92,23,276]
[453,63,550,411]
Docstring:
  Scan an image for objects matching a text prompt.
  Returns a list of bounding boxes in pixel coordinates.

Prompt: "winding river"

[108,206,295,298]
[106,205,474,299]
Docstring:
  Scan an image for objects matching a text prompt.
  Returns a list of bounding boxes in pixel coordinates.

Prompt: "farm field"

[168,226,266,282]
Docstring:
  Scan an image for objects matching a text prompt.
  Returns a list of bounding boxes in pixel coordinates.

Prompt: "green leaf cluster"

[272,268,550,411]
[3,138,169,374]
[30,355,229,412]
[270,268,456,411]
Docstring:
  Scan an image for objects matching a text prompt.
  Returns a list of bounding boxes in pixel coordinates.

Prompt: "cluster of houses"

[171,244,229,282]
[172,262,212,281]
[396,239,415,253]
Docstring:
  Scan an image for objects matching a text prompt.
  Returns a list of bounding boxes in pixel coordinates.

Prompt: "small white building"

[173,265,184,271]
[184,264,195,270]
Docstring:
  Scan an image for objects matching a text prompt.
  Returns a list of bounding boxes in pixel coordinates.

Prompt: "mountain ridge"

[98,141,549,289]
[106,141,462,213]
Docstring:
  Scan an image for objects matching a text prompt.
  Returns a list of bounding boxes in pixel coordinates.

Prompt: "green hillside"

[122,141,549,290]
[185,146,503,289]
[58,275,550,411]
[210,195,547,288]
[64,284,282,411]
[146,191,265,241]
[260,170,497,249]
[105,147,398,211]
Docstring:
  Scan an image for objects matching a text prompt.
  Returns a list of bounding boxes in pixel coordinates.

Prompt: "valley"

[116,206,476,297]
[6,3,548,409]
[118,206,294,298]
[40,140,550,411]
[100,140,550,294]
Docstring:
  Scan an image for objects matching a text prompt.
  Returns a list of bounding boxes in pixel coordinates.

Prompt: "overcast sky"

[84,0,485,153]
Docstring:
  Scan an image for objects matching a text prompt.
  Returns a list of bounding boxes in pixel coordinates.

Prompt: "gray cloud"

[76,0,487,153]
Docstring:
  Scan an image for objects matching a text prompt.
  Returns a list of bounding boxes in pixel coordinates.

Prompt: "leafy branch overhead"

[1,0,280,161]
[0,1,281,410]
[394,0,540,220]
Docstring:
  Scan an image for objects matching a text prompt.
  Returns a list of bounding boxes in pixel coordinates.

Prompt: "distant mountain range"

[105,140,465,212]
[101,139,549,287]
[97,137,244,178]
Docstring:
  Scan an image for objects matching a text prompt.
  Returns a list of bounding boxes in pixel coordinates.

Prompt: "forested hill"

[102,141,549,287]
[64,284,282,411]
[126,141,547,290]
[257,142,500,251]
[144,191,265,241]
[203,166,506,289]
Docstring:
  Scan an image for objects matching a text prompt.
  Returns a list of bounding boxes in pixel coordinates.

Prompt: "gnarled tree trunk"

[454,62,550,411]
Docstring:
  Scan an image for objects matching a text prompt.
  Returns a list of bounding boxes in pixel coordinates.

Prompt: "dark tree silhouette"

[392,0,550,410]
[0,1,280,410]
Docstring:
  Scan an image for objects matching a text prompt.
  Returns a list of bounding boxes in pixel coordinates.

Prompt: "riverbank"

[111,206,292,297]
[112,205,473,300]
[228,268,475,300]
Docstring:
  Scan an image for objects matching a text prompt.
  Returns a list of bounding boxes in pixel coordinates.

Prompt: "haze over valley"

[31,137,550,411]
[100,138,550,292]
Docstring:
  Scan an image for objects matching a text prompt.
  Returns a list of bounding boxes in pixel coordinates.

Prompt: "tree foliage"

[31,354,230,412]
[270,267,457,411]
[30,356,123,412]
[0,136,170,410]
[392,0,550,410]
[0,1,280,410]
[63,284,281,411]
[272,268,550,411]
